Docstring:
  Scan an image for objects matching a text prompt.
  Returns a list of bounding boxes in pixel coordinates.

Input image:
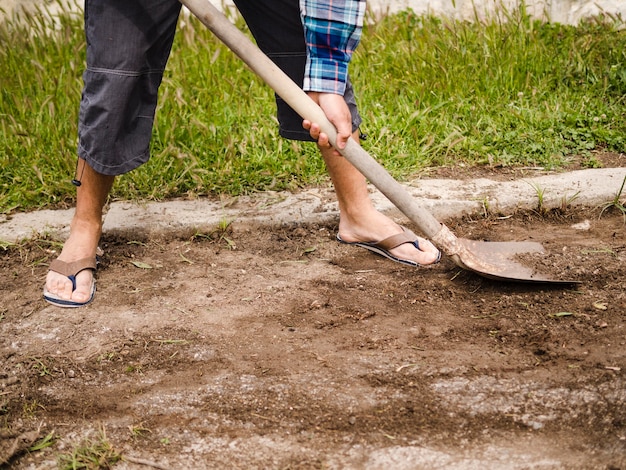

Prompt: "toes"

[391,237,440,266]
[71,271,93,302]
[417,238,441,264]
[46,271,72,299]
[45,270,93,302]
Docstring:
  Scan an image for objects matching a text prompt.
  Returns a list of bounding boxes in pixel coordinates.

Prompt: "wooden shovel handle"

[180,0,445,239]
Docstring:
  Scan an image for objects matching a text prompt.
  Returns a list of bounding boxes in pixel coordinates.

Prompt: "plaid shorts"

[78,0,361,175]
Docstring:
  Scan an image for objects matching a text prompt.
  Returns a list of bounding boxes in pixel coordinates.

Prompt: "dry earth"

[1,188,625,468]
[1,0,625,466]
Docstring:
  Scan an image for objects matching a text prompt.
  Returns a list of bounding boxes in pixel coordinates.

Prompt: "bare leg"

[320,133,440,266]
[45,159,115,303]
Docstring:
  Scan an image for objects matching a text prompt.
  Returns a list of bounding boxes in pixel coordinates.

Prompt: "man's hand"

[303,92,352,156]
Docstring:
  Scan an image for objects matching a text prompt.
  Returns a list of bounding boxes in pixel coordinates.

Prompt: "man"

[44,0,440,308]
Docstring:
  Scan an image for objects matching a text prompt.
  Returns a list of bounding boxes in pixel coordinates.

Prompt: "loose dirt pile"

[1,200,624,469]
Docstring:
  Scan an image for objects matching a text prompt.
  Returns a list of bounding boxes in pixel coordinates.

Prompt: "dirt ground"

[1,168,625,469]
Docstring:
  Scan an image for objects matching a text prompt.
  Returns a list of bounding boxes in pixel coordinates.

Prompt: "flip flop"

[336,227,441,267]
[43,257,97,308]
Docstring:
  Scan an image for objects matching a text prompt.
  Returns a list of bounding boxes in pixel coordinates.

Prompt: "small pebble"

[571,220,591,231]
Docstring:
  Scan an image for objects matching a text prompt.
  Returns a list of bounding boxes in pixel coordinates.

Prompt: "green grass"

[357,9,625,170]
[1,2,624,214]
[57,429,122,470]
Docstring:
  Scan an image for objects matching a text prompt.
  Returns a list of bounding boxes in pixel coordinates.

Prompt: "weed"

[0,240,15,250]
[124,364,143,375]
[480,196,492,218]
[29,357,52,377]
[217,216,234,232]
[559,191,581,212]
[57,429,122,470]
[97,352,117,362]
[191,221,236,249]
[29,431,57,452]
[581,247,617,256]
[22,400,44,418]
[599,175,626,222]
[128,423,152,439]
[214,218,237,249]
[528,182,547,214]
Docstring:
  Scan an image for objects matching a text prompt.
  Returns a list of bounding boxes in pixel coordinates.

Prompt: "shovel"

[180,0,579,285]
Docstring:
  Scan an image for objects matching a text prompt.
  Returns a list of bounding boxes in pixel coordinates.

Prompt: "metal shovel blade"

[181,0,580,285]
[456,239,578,284]
[432,224,579,284]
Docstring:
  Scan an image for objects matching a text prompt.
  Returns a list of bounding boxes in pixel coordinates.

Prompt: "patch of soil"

[0,204,625,469]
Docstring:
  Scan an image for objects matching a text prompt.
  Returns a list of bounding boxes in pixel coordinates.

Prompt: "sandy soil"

[1,187,625,468]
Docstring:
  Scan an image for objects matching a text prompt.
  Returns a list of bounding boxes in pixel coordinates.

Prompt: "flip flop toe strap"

[49,258,97,280]
[375,228,420,251]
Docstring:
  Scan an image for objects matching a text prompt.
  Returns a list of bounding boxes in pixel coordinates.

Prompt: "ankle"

[338,210,403,243]
[69,216,103,238]
[59,219,102,258]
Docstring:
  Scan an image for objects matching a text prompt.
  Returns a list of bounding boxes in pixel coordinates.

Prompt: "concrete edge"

[1,167,624,244]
